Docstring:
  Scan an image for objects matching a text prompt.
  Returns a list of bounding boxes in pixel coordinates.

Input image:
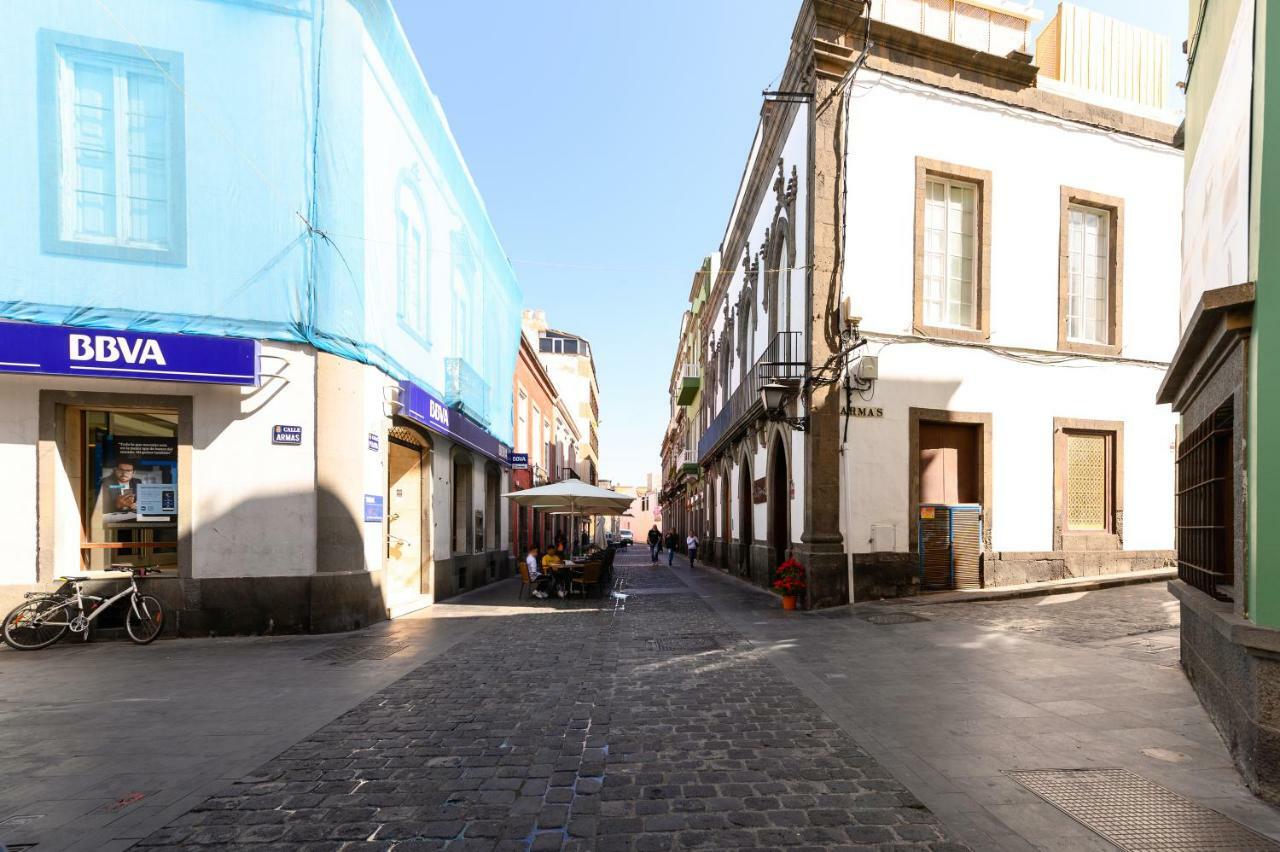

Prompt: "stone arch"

[766,428,791,576]
[737,448,754,578]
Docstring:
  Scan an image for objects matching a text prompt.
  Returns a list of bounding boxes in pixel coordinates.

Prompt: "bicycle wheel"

[125,594,164,644]
[3,596,70,650]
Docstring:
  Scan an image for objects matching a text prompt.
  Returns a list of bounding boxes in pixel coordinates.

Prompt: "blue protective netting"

[0,0,520,443]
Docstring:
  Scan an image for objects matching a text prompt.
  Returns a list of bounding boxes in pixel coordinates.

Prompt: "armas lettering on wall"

[846,406,885,418]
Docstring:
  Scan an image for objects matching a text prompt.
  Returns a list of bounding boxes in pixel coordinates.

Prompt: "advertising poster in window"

[100,437,178,521]
[1182,0,1255,326]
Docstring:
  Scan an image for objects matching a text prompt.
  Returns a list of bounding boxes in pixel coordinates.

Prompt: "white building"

[685,0,1182,604]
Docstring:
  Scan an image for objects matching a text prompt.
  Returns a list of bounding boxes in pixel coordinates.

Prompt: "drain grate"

[306,642,408,664]
[862,612,929,625]
[1009,768,1280,851]
[646,636,722,653]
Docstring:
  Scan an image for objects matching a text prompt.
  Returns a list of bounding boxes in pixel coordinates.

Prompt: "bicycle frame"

[29,577,143,629]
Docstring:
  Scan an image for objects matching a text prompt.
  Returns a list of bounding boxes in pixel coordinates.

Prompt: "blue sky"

[394,1,1187,486]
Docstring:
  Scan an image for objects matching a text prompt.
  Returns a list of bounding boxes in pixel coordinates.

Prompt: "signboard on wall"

[0,322,259,385]
[753,477,767,504]
[363,494,385,523]
[398,380,510,467]
[272,425,302,445]
[509,453,529,469]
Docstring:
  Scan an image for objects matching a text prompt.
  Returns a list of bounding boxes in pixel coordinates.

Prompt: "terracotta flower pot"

[782,594,798,611]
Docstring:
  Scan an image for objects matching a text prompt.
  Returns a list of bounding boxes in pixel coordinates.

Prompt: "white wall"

[843,72,1182,361]
[838,72,1181,558]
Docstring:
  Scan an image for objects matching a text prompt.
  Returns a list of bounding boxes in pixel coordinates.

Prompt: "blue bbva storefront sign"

[0,322,259,386]
[398,380,511,467]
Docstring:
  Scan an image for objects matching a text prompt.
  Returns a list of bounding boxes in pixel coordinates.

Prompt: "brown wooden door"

[920,422,979,505]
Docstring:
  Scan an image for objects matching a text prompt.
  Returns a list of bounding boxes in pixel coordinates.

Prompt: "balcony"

[699,331,805,461]
[445,357,490,427]
[679,450,700,476]
[677,364,701,406]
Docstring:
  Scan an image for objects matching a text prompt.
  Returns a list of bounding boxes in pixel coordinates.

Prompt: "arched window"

[451,230,477,363]
[396,179,429,343]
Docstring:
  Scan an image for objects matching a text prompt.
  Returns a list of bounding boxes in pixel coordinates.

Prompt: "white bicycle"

[2,566,165,650]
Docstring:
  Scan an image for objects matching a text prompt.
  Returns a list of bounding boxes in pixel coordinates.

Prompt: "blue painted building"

[0,0,523,632]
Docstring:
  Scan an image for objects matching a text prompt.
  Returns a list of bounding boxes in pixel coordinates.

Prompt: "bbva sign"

[69,333,167,366]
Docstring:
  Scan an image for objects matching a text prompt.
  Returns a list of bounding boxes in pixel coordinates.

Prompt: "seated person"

[526,546,552,599]
[542,546,568,598]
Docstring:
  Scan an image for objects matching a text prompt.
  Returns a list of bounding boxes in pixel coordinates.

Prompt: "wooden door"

[919,422,979,505]
[386,440,424,608]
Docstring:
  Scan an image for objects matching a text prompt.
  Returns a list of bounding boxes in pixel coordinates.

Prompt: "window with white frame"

[43,33,185,263]
[1066,206,1110,344]
[396,182,429,342]
[923,177,977,329]
[530,404,542,466]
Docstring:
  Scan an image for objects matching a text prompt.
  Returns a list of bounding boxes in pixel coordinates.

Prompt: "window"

[1065,432,1109,531]
[396,182,429,343]
[530,404,542,466]
[1067,207,1109,344]
[451,231,475,361]
[1176,402,1236,600]
[923,178,977,329]
[517,389,529,449]
[914,159,991,340]
[1053,419,1122,550]
[452,454,473,554]
[40,31,186,264]
[1059,188,1123,355]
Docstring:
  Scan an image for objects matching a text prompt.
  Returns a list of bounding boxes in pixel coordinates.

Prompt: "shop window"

[452,454,473,554]
[40,31,186,265]
[485,464,500,551]
[76,408,179,571]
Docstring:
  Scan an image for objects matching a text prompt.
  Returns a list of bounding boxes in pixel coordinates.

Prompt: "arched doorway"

[719,469,731,571]
[738,459,753,578]
[387,425,432,610]
[769,433,789,576]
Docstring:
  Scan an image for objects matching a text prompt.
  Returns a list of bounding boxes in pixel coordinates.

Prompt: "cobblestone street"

[134,548,964,850]
[5,552,1280,852]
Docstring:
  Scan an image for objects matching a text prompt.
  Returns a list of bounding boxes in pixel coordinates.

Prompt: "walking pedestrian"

[686,532,699,566]
[665,530,679,567]
[647,525,661,563]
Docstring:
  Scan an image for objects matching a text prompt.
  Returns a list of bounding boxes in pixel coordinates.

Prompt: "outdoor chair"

[518,562,535,599]
[570,562,603,598]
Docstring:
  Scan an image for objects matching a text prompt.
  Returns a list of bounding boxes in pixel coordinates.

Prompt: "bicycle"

[2,566,165,650]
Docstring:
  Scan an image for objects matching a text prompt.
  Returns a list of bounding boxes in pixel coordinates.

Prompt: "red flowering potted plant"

[772,558,806,610]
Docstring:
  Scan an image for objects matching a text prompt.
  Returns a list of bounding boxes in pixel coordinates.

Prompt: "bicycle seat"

[56,575,92,582]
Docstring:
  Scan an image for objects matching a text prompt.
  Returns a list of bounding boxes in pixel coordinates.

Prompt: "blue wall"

[0,0,521,443]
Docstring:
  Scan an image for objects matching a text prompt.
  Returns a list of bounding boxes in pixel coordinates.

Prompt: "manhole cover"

[1009,768,1280,851]
[306,642,408,664]
[862,612,929,625]
[646,636,722,653]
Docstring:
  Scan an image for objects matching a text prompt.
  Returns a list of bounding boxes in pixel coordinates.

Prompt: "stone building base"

[986,550,1174,586]
[1171,580,1280,805]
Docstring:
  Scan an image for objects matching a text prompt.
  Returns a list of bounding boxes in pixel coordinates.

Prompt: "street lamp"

[760,382,809,432]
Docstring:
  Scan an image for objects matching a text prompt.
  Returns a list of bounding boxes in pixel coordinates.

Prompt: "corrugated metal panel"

[918,504,984,590]
[1042,2,1170,109]
[1037,11,1062,78]
[951,506,983,589]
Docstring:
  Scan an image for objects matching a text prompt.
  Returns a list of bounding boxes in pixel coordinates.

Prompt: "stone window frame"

[1058,187,1125,356]
[913,157,993,342]
[38,390,194,582]
[907,407,993,554]
[1052,417,1123,552]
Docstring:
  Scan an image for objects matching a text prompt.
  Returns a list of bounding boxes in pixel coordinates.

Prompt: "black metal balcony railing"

[699,331,805,461]
[445,357,490,427]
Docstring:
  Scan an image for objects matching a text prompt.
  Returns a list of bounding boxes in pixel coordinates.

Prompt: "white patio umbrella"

[503,480,633,556]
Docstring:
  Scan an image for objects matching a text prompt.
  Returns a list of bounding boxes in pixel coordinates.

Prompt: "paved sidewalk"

[680,557,1280,851]
[131,548,965,850]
